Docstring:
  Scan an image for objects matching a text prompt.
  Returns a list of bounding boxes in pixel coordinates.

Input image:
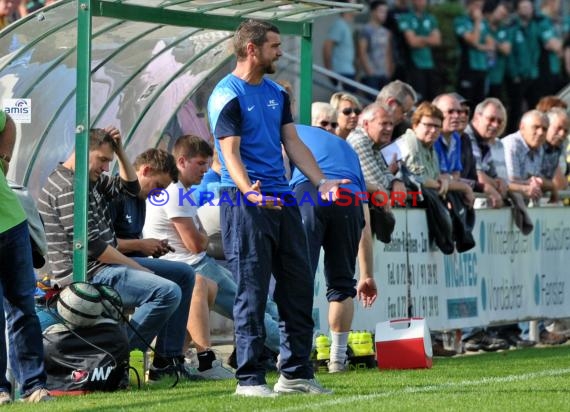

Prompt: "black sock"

[153,355,173,369]
[197,349,215,372]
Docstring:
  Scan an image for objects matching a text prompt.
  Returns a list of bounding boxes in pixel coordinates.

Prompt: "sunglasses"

[341,107,362,116]
[320,120,339,128]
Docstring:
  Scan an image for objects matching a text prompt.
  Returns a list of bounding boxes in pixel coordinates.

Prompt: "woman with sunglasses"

[330,92,362,139]
[311,102,339,134]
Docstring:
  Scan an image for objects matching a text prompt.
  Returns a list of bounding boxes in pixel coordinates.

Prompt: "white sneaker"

[328,360,348,373]
[274,375,332,395]
[0,391,11,405]
[235,384,277,397]
[195,360,235,380]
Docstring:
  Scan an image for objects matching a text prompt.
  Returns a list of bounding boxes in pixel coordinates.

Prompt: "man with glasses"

[503,110,556,203]
[464,97,508,209]
[540,108,569,194]
[432,93,476,253]
[347,102,406,206]
[432,94,466,178]
[376,80,417,140]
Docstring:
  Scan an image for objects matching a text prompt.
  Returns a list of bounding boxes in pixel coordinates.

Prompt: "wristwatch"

[317,178,327,189]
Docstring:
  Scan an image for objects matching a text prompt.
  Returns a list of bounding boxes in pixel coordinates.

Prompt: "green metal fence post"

[299,22,313,125]
[73,0,92,282]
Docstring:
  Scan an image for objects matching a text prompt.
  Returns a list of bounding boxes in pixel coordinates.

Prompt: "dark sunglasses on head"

[320,120,339,128]
[341,107,362,116]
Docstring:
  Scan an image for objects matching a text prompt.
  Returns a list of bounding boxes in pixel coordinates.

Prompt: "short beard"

[265,62,276,74]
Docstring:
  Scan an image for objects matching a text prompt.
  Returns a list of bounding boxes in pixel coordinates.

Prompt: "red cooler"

[375,318,433,369]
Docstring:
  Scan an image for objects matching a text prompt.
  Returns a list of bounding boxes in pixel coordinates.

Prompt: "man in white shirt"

[144,135,280,377]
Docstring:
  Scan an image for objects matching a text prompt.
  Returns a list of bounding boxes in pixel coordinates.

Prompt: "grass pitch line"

[278,368,570,411]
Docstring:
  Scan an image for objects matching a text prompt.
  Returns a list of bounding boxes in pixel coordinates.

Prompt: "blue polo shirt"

[191,168,222,206]
[434,132,463,174]
[208,74,293,193]
[290,124,366,195]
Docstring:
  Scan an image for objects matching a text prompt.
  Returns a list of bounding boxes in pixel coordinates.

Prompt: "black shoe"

[463,331,483,352]
[464,330,509,352]
[260,347,278,372]
[501,333,536,349]
[539,330,568,345]
[479,333,510,351]
[432,340,456,357]
[148,358,204,382]
[227,347,237,370]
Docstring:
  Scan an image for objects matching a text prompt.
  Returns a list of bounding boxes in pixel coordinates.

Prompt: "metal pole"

[73,0,92,282]
[299,23,313,125]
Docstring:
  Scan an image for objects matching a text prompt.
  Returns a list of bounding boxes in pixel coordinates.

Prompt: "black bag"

[421,187,455,255]
[368,203,396,243]
[446,191,476,253]
[43,320,129,394]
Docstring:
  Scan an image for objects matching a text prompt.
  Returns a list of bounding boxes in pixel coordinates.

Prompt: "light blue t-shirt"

[290,124,366,195]
[327,17,356,75]
[191,168,221,206]
[208,74,293,193]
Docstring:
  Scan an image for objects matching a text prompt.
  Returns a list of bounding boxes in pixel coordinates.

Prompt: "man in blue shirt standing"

[291,125,377,373]
[208,19,345,397]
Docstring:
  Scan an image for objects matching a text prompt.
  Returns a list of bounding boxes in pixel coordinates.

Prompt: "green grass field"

[6,345,570,411]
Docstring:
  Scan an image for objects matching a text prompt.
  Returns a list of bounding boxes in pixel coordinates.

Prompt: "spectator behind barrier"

[311,102,338,135]
[541,108,569,191]
[376,80,417,139]
[330,91,362,139]
[502,110,557,203]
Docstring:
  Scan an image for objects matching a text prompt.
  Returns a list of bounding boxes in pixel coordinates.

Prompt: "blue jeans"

[191,255,280,353]
[133,258,194,357]
[221,189,315,386]
[0,221,47,396]
[91,262,184,357]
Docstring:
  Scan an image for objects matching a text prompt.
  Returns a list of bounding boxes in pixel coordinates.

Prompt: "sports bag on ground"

[43,319,129,394]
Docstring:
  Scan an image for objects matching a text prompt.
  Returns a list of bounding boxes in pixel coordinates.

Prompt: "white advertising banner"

[313,206,570,334]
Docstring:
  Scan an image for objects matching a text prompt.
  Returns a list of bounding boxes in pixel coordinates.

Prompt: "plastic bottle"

[315,334,330,360]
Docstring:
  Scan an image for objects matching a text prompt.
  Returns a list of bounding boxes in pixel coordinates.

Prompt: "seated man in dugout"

[37,128,194,383]
[143,135,281,373]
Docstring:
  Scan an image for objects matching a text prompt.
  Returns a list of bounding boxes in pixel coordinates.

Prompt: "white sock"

[330,331,349,363]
